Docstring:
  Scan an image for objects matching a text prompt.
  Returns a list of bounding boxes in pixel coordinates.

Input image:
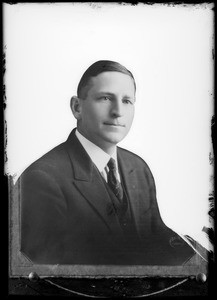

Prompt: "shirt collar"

[75,129,118,172]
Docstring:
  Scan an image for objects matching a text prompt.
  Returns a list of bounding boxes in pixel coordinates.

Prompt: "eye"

[123,99,133,105]
[98,96,111,102]
[102,96,110,101]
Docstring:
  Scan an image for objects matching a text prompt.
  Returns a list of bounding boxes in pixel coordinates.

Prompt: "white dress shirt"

[75,129,121,182]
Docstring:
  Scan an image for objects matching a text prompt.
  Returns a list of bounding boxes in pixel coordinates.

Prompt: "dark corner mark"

[3,50,6,74]
[204,192,215,248]
[211,115,215,126]
[3,49,7,166]
[117,1,139,6]
[128,1,139,5]
[211,115,215,150]
[118,1,213,7]
[207,114,215,255]
[4,120,8,164]
[3,51,6,111]
[209,152,214,166]
[154,1,213,6]
[4,2,18,4]
[3,86,6,111]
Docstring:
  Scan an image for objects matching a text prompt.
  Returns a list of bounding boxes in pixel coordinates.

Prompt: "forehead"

[87,71,135,97]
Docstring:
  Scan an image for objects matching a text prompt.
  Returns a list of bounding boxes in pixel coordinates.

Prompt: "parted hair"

[77,60,136,99]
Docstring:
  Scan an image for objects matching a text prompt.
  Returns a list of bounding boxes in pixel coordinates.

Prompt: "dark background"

[8,275,212,297]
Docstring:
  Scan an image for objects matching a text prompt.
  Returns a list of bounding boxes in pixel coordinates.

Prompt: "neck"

[97,142,116,156]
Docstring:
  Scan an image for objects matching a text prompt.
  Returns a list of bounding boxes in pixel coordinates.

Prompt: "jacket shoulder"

[118,146,151,169]
[117,146,156,187]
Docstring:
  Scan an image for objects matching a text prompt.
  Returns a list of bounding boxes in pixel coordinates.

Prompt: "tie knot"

[107,158,117,171]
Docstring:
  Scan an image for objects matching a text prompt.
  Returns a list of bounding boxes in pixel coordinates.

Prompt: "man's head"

[71,60,136,154]
[77,60,136,100]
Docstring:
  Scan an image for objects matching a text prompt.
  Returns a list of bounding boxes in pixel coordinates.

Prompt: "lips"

[104,122,125,127]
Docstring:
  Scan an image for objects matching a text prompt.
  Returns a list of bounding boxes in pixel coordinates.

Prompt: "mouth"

[104,122,125,127]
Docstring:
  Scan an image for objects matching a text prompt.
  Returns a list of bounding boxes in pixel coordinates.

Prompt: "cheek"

[86,103,105,116]
[125,109,135,125]
[82,105,97,121]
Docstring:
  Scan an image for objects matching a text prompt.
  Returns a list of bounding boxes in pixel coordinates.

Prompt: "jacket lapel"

[117,149,150,238]
[64,130,123,234]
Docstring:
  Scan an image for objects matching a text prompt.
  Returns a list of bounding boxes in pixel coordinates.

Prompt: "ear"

[70,96,82,120]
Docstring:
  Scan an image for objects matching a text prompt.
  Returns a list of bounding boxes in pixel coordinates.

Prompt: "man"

[19,60,200,265]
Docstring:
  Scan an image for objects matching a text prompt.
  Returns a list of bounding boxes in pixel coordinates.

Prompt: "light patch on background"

[4,3,214,249]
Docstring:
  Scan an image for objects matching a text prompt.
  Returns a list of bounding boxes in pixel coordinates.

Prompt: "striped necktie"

[107,158,123,202]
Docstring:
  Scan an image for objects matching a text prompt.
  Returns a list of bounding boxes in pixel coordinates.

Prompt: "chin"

[103,133,126,145]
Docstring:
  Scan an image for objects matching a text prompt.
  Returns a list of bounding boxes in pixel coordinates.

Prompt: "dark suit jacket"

[19,129,196,265]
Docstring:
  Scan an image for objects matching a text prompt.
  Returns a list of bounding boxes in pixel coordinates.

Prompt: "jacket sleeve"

[19,169,68,264]
[141,161,167,231]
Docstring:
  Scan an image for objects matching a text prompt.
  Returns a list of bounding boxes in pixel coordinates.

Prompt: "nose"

[110,100,123,118]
